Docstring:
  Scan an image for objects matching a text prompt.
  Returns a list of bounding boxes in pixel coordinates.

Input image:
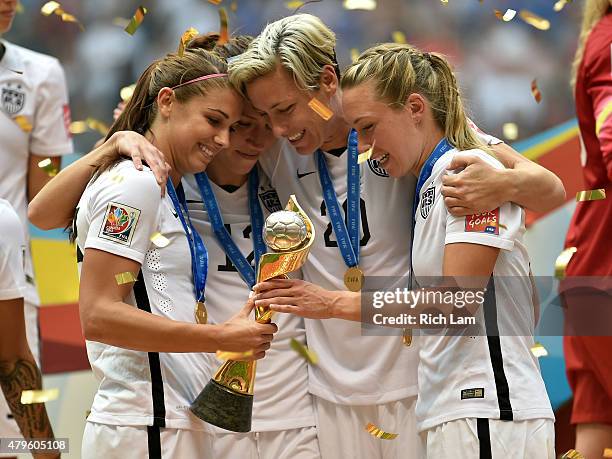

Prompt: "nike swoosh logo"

[297,170,316,179]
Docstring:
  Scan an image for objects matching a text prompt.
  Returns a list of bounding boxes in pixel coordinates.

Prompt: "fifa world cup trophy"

[190,195,315,432]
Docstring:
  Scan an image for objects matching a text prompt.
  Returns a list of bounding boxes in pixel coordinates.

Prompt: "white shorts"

[314,395,421,459]
[420,418,555,459]
[0,302,40,444]
[82,422,214,459]
[213,426,320,459]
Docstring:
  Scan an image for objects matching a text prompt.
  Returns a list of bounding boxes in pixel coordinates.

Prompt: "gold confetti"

[13,115,32,133]
[120,84,136,102]
[350,48,360,63]
[112,17,130,28]
[150,232,170,248]
[216,349,254,360]
[502,123,518,140]
[38,158,58,177]
[21,389,59,404]
[125,6,147,36]
[16,1,23,13]
[365,422,399,440]
[402,328,412,346]
[603,448,612,458]
[290,338,318,365]
[440,0,448,3]
[217,7,229,45]
[555,247,577,280]
[392,31,406,44]
[494,9,516,22]
[286,0,305,8]
[530,342,548,358]
[308,98,333,121]
[576,189,606,202]
[40,1,84,31]
[562,450,585,459]
[519,10,550,31]
[110,174,124,184]
[553,0,571,12]
[531,79,542,104]
[208,0,222,4]
[358,142,375,164]
[342,0,377,10]
[230,1,238,12]
[498,223,508,230]
[178,27,199,57]
[115,272,138,285]
[69,118,109,136]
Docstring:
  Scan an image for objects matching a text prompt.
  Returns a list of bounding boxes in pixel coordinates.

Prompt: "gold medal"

[402,328,412,346]
[195,301,208,325]
[344,266,364,292]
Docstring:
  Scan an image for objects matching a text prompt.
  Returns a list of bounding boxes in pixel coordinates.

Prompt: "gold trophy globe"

[190,195,315,432]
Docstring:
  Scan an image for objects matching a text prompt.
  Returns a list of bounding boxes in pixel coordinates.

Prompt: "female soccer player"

[57,48,275,458]
[340,43,555,458]
[563,0,612,456]
[30,35,320,459]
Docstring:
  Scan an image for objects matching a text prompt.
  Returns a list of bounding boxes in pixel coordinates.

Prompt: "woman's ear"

[157,87,175,118]
[406,93,426,123]
[318,64,338,97]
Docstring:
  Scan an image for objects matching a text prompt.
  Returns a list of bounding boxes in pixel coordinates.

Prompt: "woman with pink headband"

[40,48,277,458]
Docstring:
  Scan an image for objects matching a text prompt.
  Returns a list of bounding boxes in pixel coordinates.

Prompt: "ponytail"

[341,43,489,154]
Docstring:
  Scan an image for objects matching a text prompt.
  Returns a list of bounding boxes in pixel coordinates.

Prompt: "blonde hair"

[571,0,612,88]
[228,14,339,95]
[341,43,488,153]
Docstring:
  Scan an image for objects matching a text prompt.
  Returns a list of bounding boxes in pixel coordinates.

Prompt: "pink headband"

[171,73,228,90]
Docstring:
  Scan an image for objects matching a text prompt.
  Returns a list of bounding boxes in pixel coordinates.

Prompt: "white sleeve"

[443,151,524,251]
[468,118,503,146]
[83,169,162,265]
[30,59,74,157]
[0,207,27,300]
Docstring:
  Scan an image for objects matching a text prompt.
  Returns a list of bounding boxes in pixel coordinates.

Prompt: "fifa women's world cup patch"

[465,208,500,235]
[99,201,141,246]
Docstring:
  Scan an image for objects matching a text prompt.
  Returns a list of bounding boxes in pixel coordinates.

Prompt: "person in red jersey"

[563,0,612,457]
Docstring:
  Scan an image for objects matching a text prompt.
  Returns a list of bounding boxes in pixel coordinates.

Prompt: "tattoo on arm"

[0,358,55,440]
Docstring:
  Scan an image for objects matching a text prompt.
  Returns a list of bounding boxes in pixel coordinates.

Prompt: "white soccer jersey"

[75,161,214,432]
[411,148,554,432]
[183,168,316,432]
[0,40,73,305]
[0,199,27,301]
[259,138,419,405]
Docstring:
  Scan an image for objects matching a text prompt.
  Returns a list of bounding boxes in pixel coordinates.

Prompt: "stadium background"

[7,0,585,456]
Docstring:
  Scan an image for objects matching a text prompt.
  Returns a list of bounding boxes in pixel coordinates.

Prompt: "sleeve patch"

[465,208,500,235]
[98,202,141,246]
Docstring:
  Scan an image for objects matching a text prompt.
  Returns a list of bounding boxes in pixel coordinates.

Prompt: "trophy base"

[189,379,253,433]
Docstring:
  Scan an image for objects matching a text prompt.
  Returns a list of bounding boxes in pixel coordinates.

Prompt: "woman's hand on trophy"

[252,279,335,319]
[216,299,278,360]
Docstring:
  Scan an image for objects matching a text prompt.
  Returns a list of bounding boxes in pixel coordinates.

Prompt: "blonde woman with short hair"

[341,43,555,459]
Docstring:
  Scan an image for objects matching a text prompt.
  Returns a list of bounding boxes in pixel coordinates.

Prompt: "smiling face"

[0,0,17,34]
[158,86,243,176]
[342,81,433,178]
[245,64,342,155]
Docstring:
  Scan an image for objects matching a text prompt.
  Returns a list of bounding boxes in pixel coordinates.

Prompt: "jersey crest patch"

[99,202,141,246]
[1,84,25,115]
[367,158,389,177]
[420,186,435,219]
[465,208,500,235]
[259,187,282,213]
[461,388,485,400]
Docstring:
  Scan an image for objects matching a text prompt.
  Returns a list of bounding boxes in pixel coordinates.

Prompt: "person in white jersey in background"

[30,33,320,459]
[0,200,59,459]
[228,14,565,459]
[33,47,277,458]
[340,43,555,458]
[0,0,73,445]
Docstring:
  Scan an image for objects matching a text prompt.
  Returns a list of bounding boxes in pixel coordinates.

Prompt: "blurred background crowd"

[7,0,581,154]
